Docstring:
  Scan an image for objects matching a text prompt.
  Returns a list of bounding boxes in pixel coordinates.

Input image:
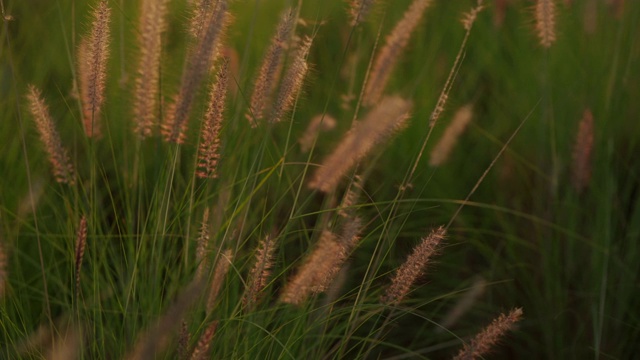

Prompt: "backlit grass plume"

[78,0,111,138]
[535,0,557,48]
[197,59,229,179]
[243,235,277,309]
[270,36,313,123]
[452,308,523,360]
[26,85,76,185]
[133,0,167,138]
[309,96,412,192]
[429,104,474,166]
[362,0,432,106]
[74,216,87,296]
[162,0,229,143]
[381,226,445,305]
[246,8,296,126]
[280,220,362,305]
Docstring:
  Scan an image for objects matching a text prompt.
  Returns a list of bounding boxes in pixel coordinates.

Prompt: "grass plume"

[362,0,433,106]
[246,8,296,126]
[74,216,87,296]
[133,0,167,138]
[270,36,313,124]
[381,226,445,305]
[162,0,229,143]
[197,59,229,179]
[244,235,277,309]
[429,104,474,166]
[26,85,76,185]
[78,0,111,138]
[535,0,557,48]
[452,308,523,360]
[309,96,412,192]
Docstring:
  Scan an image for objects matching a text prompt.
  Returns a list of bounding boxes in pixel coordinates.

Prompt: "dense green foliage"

[1,0,639,358]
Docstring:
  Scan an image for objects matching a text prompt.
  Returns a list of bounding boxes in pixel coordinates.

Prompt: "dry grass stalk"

[535,0,557,48]
[162,0,229,143]
[197,59,229,178]
[189,321,218,360]
[243,235,277,309]
[299,114,337,152]
[195,208,210,281]
[79,0,111,137]
[381,226,445,305]
[206,249,233,314]
[270,36,313,124]
[348,0,376,26]
[309,96,412,192]
[362,0,433,107]
[126,279,204,360]
[26,85,76,185]
[429,104,474,167]
[452,308,523,360]
[281,219,362,305]
[246,9,296,126]
[0,240,6,299]
[571,109,594,193]
[133,0,168,138]
[74,216,88,296]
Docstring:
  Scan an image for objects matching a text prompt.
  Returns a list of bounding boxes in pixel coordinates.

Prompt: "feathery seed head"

[26,85,76,185]
[309,96,412,192]
[246,8,296,126]
[271,36,313,124]
[452,308,523,360]
[133,0,168,138]
[535,0,557,48]
[362,0,432,106]
[299,114,337,152]
[348,0,376,27]
[244,235,277,309]
[163,0,229,143]
[197,59,229,179]
[429,104,474,167]
[79,0,111,138]
[381,226,445,305]
[74,216,88,296]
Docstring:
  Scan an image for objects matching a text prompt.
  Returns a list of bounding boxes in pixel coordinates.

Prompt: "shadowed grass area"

[1,0,639,358]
